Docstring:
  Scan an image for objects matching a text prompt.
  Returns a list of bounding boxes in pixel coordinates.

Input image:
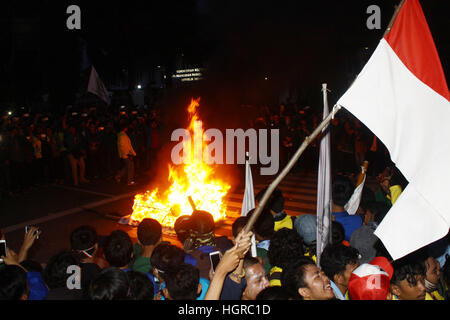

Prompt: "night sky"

[1,0,448,114]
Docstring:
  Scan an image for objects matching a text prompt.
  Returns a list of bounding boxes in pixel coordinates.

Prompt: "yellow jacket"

[117,131,136,159]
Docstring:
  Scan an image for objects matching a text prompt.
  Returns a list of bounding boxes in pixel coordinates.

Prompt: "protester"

[390,254,427,300]
[245,208,275,274]
[281,257,335,300]
[241,256,270,300]
[0,265,29,300]
[43,250,83,300]
[293,214,317,262]
[132,218,162,273]
[348,263,391,300]
[350,225,377,264]
[332,175,363,242]
[115,121,137,186]
[127,270,155,300]
[182,210,233,279]
[88,267,129,300]
[255,187,295,231]
[256,286,291,300]
[268,228,304,286]
[70,225,102,297]
[319,243,360,300]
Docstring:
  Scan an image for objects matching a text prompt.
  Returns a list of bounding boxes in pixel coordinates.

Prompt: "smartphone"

[209,251,221,274]
[25,226,40,239]
[0,240,6,262]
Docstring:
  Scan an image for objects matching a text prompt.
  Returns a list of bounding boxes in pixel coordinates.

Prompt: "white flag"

[336,0,450,260]
[241,152,257,257]
[316,83,333,267]
[345,174,366,215]
[241,152,255,216]
[87,66,111,105]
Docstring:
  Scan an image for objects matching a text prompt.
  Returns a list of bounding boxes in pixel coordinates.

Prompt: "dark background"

[0,0,448,119]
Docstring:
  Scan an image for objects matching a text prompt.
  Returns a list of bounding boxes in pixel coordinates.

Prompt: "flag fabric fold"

[87,66,111,105]
[316,83,333,267]
[336,0,450,260]
[241,152,257,257]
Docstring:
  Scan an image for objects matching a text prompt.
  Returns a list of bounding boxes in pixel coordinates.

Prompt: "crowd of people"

[1,170,448,300]
[245,103,391,177]
[0,105,164,198]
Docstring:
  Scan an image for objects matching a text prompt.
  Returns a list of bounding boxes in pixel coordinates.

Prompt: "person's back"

[161,263,202,300]
[43,250,83,300]
[0,265,28,300]
[70,225,102,297]
[255,187,294,231]
[132,218,162,273]
[88,267,129,300]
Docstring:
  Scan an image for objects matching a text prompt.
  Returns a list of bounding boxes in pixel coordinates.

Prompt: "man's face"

[340,262,360,289]
[393,275,426,300]
[300,264,335,300]
[244,263,269,300]
[425,257,440,285]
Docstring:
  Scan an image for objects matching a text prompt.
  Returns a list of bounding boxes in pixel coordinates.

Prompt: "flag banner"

[241,152,257,257]
[87,66,111,105]
[316,83,333,267]
[336,0,450,260]
[241,152,256,216]
[345,174,366,215]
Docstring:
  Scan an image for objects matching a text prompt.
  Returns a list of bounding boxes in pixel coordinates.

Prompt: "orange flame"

[130,98,231,227]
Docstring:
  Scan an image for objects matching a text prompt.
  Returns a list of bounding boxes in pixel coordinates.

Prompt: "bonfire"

[129,98,231,227]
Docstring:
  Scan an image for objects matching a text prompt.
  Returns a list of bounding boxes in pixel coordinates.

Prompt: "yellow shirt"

[274,214,293,231]
[269,266,283,287]
[425,291,445,300]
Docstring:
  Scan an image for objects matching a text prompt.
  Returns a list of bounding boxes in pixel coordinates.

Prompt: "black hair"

[189,210,215,234]
[137,218,162,246]
[247,208,275,239]
[88,267,129,300]
[232,216,248,239]
[174,215,192,244]
[43,250,80,289]
[281,257,316,300]
[150,243,186,275]
[255,187,285,213]
[332,175,354,206]
[268,228,304,270]
[391,253,426,286]
[164,263,199,300]
[0,265,28,300]
[256,286,291,300]
[331,221,346,245]
[103,230,133,268]
[320,244,360,280]
[70,225,98,258]
[243,256,261,270]
[127,271,154,300]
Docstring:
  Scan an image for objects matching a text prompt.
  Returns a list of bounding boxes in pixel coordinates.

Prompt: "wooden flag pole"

[383,0,406,37]
[243,104,342,234]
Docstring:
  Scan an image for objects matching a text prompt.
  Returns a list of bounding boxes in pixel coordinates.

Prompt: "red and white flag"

[337,0,450,260]
[87,66,111,105]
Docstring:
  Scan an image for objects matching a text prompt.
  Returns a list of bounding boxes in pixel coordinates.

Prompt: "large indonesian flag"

[337,0,450,260]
